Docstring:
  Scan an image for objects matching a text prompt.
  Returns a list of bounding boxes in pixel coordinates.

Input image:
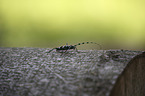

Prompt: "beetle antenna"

[74,42,102,49]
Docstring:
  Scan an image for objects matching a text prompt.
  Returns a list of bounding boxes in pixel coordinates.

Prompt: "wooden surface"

[110,52,145,96]
[0,47,143,96]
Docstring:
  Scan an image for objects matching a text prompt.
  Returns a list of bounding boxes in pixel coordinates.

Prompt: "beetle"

[48,42,102,53]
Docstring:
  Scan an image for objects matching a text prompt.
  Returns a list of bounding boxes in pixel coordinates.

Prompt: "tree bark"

[0,47,143,96]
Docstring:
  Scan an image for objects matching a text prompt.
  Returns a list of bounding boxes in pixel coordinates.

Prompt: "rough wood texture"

[0,47,143,96]
[110,52,145,96]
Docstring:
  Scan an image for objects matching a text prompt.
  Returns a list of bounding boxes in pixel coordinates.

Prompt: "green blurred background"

[0,0,145,50]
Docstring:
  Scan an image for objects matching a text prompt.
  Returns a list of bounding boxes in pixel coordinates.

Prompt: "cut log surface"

[0,47,143,96]
[110,52,145,96]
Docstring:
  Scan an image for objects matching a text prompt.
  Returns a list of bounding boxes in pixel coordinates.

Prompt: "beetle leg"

[75,47,79,53]
[47,48,56,53]
[60,49,68,56]
[64,49,68,53]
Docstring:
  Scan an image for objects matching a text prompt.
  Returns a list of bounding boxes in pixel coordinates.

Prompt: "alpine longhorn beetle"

[48,42,102,53]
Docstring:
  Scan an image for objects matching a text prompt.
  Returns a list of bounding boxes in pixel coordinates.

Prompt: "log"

[110,52,145,96]
[0,47,143,96]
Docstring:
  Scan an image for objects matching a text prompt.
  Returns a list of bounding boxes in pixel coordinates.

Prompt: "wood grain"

[110,52,145,96]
